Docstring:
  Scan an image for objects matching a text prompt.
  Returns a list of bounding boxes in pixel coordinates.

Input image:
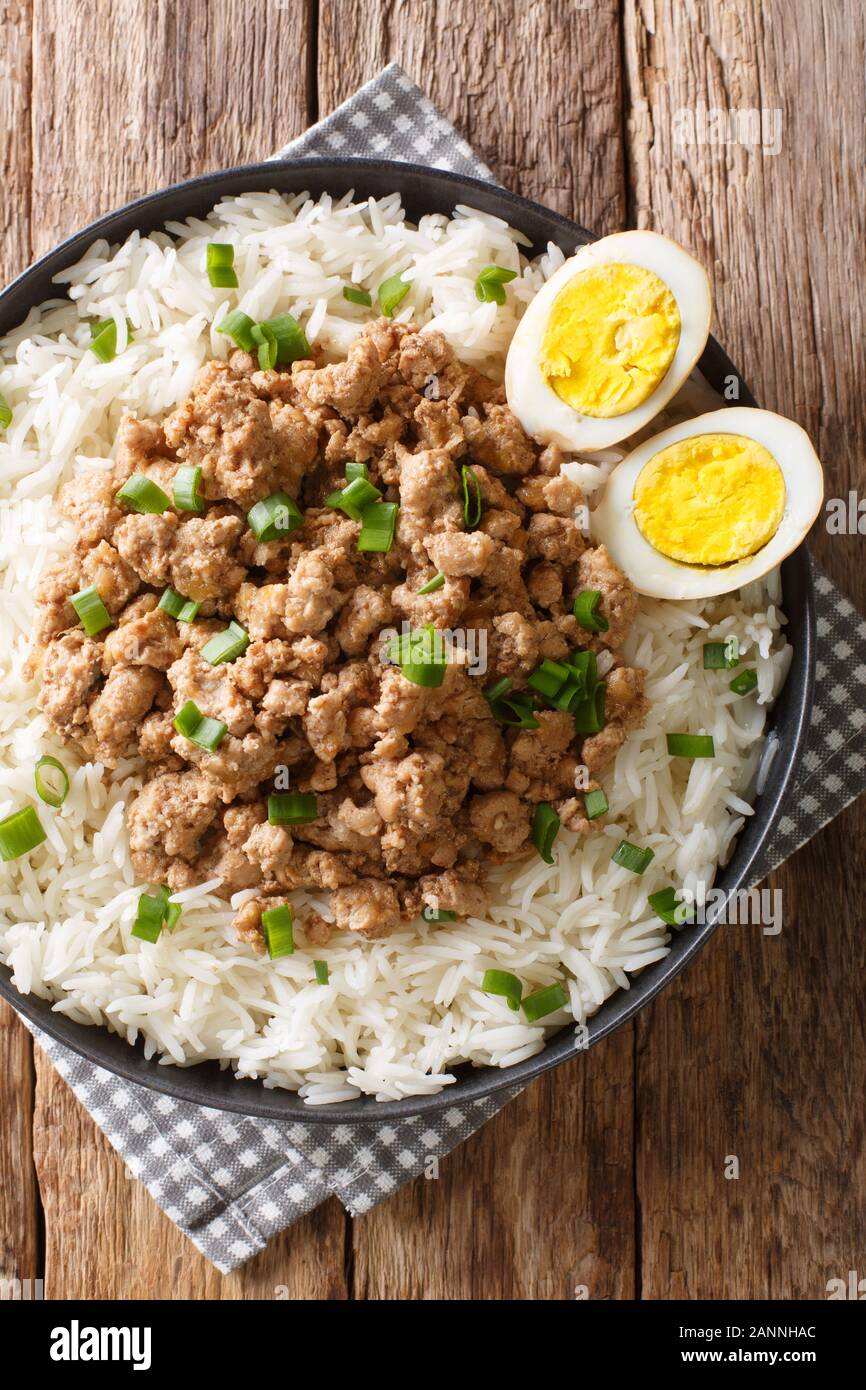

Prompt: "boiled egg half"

[505,230,712,451]
[591,408,823,599]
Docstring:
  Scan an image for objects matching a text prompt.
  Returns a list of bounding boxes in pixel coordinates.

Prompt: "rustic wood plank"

[319,0,636,1302]
[318,0,626,233]
[0,0,41,1295]
[623,0,866,1297]
[26,0,346,1299]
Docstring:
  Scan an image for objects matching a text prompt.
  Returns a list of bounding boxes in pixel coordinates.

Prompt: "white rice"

[0,189,790,1103]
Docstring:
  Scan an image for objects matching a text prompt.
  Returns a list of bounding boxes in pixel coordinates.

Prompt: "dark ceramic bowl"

[0,159,815,1120]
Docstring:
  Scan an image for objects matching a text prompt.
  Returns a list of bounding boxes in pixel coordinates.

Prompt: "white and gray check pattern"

[17,66,866,1275]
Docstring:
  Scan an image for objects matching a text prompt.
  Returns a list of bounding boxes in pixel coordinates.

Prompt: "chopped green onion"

[358,501,398,553]
[527,658,571,701]
[200,621,250,666]
[217,309,257,352]
[131,888,169,943]
[484,677,539,730]
[461,464,482,528]
[523,983,568,1023]
[345,462,369,484]
[666,732,716,759]
[326,476,382,520]
[378,272,410,317]
[343,285,372,307]
[173,700,228,752]
[164,900,183,931]
[116,473,171,515]
[565,649,596,689]
[268,793,318,826]
[314,959,330,984]
[648,886,692,926]
[251,321,278,370]
[247,491,304,541]
[0,806,46,861]
[173,464,204,513]
[730,668,758,696]
[89,318,118,362]
[258,313,310,366]
[70,586,113,637]
[417,572,446,595]
[612,840,655,875]
[35,755,70,808]
[532,803,560,864]
[158,587,200,623]
[206,242,238,288]
[474,264,518,305]
[481,968,523,1012]
[584,788,608,820]
[573,589,609,635]
[703,636,739,669]
[0,395,12,429]
[387,625,448,687]
[573,681,606,735]
[262,904,295,959]
[422,906,457,922]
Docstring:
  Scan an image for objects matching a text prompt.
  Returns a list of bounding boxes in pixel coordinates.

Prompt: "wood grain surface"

[1,0,864,1301]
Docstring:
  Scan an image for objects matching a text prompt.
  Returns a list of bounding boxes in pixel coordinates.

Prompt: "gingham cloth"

[22,65,866,1274]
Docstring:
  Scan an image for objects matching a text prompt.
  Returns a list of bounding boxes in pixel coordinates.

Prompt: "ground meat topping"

[33,316,646,944]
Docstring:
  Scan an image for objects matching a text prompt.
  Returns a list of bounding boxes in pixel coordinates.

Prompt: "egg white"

[505,230,712,451]
[590,407,824,599]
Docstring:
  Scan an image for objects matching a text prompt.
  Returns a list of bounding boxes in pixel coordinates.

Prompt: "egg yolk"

[633,433,786,566]
[539,264,681,418]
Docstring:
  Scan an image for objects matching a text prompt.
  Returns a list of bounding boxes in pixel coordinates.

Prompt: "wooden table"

[2,0,864,1301]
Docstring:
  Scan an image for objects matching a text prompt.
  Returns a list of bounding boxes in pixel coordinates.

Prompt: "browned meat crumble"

[31,317,648,947]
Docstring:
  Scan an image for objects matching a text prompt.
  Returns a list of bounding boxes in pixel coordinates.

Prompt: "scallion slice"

[461,464,482,529]
[573,681,606,735]
[387,625,448,687]
[35,755,70,808]
[612,840,655,875]
[0,806,46,861]
[262,904,295,959]
[730,668,758,696]
[532,802,560,864]
[378,272,410,317]
[326,475,382,520]
[247,491,304,541]
[200,621,249,666]
[522,983,568,1023]
[173,464,204,513]
[417,572,446,595]
[422,906,457,922]
[70,586,113,637]
[0,395,12,429]
[343,285,372,307]
[158,588,200,623]
[484,677,539,730]
[474,264,518,305]
[527,658,571,700]
[173,700,228,752]
[268,793,318,826]
[116,473,171,515]
[314,959,329,984]
[251,321,278,370]
[666,732,715,758]
[206,242,238,288]
[358,501,398,553]
[481,968,522,1012]
[345,462,369,484]
[584,788,608,820]
[164,900,183,931]
[703,636,740,669]
[647,886,692,926]
[573,589,609,634]
[259,312,310,366]
[131,889,169,943]
[217,309,257,352]
[89,318,118,362]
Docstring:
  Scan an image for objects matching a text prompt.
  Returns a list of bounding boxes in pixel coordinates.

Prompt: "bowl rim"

[0,156,816,1121]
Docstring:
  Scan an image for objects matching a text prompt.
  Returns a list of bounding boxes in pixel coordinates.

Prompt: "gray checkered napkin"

[23,65,866,1274]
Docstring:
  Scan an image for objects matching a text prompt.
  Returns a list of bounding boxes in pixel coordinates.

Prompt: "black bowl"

[0,159,815,1120]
